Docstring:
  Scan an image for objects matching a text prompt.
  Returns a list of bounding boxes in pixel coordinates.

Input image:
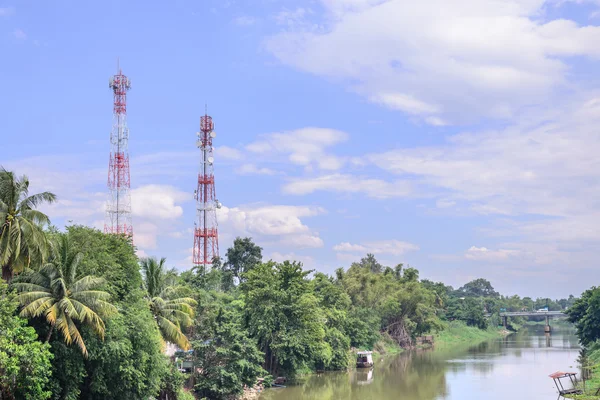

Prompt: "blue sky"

[3,0,600,298]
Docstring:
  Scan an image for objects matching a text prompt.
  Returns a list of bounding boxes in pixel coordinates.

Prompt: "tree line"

[0,169,576,400]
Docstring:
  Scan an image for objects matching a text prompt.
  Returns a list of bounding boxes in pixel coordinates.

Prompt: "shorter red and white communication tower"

[193,113,220,266]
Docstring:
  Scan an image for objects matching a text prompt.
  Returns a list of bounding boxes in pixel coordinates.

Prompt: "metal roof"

[549,371,577,379]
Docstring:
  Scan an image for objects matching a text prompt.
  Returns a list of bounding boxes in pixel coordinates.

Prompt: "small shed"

[549,371,582,395]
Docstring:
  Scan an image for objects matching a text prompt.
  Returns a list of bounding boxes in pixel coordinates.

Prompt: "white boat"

[356,351,373,368]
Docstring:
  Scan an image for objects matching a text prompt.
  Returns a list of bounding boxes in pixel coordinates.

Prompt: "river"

[259,325,580,400]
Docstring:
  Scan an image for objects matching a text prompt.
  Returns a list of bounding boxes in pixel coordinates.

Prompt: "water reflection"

[354,368,373,385]
[260,325,580,400]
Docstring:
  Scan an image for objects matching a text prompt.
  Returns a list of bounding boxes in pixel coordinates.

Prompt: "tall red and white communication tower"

[105,66,133,237]
[193,112,220,266]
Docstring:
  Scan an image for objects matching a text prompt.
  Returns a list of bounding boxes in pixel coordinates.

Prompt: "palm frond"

[161,308,194,327]
[72,275,106,292]
[71,290,112,302]
[20,209,51,226]
[157,315,190,350]
[70,298,106,338]
[18,192,57,212]
[46,303,60,324]
[20,296,54,318]
[67,317,87,357]
[56,314,73,345]
[13,282,50,293]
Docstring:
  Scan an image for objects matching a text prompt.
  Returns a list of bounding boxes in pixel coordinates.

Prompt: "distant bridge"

[499,311,566,318]
[493,311,567,333]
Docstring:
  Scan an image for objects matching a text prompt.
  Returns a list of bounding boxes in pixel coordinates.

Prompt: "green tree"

[0,280,53,400]
[13,235,117,356]
[242,261,328,376]
[141,256,197,350]
[224,237,262,282]
[456,278,499,298]
[461,297,488,329]
[355,253,383,274]
[192,306,265,399]
[379,275,442,346]
[46,294,174,400]
[64,225,141,301]
[312,273,352,370]
[567,287,600,345]
[78,296,171,400]
[42,227,178,400]
[522,297,534,311]
[339,259,441,347]
[0,169,56,282]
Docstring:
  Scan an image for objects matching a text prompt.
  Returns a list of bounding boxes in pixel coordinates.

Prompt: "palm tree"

[13,235,117,357]
[141,257,197,350]
[0,168,56,282]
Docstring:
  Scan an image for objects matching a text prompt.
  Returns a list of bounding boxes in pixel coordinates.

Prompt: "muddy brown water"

[259,325,580,400]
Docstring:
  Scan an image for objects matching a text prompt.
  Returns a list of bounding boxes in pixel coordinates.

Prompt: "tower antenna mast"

[105,66,133,238]
[193,111,220,267]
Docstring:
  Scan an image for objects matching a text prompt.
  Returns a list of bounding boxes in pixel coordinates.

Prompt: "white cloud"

[370,93,440,115]
[334,239,419,256]
[333,242,368,252]
[367,96,600,219]
[464,246,520,261]
[215,146,245,161]
[356,94,600,276]
[266,0,600,123]
[217,204,325,249]
[283,173,413,198]
[235,163,278,175]
[135,222,159,250]
[280,233,324,248]
[246,127,348,171]
[131,185,189,219]
[219,204,324,235]
[42,195,105,222]
[13,29,26,40]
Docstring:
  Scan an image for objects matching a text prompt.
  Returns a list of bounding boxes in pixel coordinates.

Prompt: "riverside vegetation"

[564,286,600,399]
[0,169,577,400]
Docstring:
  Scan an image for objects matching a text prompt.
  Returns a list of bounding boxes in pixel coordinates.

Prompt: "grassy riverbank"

[432,321,510,349]
[567,345,600,400]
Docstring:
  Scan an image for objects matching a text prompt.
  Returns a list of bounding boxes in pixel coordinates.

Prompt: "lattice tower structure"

[104,68,133,237]
[193,113,220,266]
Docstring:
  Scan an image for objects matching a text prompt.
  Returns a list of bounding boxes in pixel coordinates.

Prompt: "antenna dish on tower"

[207,156,214,164]
[210,131,216,138]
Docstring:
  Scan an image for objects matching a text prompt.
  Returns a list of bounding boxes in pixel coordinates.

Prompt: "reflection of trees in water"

[260,350,450,400]
[260,328,581,400]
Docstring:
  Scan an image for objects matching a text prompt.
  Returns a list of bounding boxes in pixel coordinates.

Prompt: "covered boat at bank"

[356,351,373,368]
